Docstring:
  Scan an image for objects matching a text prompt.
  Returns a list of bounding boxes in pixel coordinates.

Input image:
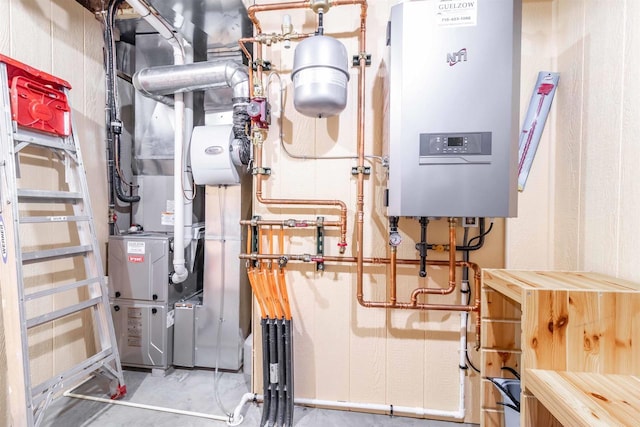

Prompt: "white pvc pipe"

[63,391,230,423]
[230,393,465,422]
[125,0,188,283]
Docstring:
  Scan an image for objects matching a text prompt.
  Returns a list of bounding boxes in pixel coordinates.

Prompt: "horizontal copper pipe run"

[240,219,342,227]
[238,252,481,311]
[247,1,311,34]
[254,137,348,251]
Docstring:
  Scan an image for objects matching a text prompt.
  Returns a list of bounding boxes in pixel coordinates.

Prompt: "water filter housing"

[386,0,522,217]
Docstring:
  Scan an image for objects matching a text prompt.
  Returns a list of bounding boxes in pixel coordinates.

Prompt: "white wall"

[0,1,106,424]
[507,0,640,284]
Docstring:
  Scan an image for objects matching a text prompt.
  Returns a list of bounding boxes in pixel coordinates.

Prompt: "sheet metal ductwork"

[133,61,249,98]
[133,60,251,166]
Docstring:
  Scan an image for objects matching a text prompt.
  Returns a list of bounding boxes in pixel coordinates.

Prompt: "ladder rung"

[19,215,90,224]
[26,296,102,329]
[22,245,92,263]
[31,349,115,402]
[24,277,102,302]
[13,131,75,152]
[17,189,83,202]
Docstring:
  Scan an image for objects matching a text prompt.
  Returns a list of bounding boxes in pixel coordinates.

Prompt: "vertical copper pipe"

[389,246,397,306]
[347,0,368,307]
[238,38,254,98]
[448,217,457,290]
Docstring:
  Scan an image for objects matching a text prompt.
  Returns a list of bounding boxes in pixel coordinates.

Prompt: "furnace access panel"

[386,0,521,217]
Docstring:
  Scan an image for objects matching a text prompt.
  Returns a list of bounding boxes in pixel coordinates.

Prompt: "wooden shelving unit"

[480,270,640,427]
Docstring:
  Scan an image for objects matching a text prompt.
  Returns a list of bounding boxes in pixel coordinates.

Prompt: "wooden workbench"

[480,269,640,427]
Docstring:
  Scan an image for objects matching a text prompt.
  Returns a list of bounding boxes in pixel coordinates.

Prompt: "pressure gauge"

[389,231,402,247]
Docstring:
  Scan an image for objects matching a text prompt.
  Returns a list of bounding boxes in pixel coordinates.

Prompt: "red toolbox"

[0,54,72,136]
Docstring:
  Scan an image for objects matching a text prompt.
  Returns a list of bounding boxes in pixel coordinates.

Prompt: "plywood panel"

[565,291,599,372]
[617,0,640,283]
[521,394,562,427]
[579,0,624,276]
[0,0,9,54]
[505,0,555,270]
[553,0,585,271]
[11,0,52,70]
[82,10,109,266]
[522,290,568,378]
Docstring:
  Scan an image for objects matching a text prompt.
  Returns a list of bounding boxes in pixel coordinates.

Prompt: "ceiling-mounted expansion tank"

[386,0,522,218]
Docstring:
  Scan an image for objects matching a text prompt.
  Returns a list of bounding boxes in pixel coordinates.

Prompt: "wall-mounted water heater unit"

[386,0,522,218]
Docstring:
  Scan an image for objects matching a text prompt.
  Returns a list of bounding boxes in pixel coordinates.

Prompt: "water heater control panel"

[419,132,492,164]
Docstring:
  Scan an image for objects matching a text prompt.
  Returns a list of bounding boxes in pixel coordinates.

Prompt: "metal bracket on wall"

[251,167,271,176]
[252,59,272,71]
[351,166,371,176]
[315,216,325,271]
[352,53,372,66]
[250,215,261,268]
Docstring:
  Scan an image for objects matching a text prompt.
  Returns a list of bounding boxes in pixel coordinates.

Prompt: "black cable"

[466,351,481,373]
[467,220,494,248]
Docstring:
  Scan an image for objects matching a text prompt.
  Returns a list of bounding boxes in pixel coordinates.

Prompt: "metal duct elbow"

[225,62,249,100]
[132,60,249,97]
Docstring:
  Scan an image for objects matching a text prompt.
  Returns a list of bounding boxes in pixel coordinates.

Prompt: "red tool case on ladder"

[1,54,71,136]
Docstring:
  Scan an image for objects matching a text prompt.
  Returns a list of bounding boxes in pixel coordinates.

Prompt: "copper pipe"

[239,252,481,312]
[248,268,268,318]
[389,247,397,306]
[240,219,342,227]
[278,226,285,254]
[238,38,254,98]
[448,218,456,289]
[247,1,311,35]
[254,136,348,251]
[278,268,292,320]
[246,224,252,255]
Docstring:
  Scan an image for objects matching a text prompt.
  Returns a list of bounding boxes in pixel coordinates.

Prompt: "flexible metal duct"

[133,61,249,99]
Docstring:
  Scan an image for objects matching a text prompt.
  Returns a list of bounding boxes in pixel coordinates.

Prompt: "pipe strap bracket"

[251,167,271,176]
[352,52,372,67]
[351,166,370,176]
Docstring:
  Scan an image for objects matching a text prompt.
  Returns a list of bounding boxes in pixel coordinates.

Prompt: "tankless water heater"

[386,0,522,217]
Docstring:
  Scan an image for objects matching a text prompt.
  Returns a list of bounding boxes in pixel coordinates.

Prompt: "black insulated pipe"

[284,319,294,427]
[260,319,270,427]
[276,319,286,426]
[267,319,279,426]
[415,217,428,277]
[232,97,251,165]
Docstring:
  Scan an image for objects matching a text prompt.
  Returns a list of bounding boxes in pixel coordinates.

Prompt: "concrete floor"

[41,368,479,427]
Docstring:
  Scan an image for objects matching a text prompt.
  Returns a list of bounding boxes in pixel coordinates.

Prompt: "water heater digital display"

[386,0,521,218]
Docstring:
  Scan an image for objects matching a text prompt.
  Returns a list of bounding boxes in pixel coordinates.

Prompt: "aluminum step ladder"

[0,54,126,426]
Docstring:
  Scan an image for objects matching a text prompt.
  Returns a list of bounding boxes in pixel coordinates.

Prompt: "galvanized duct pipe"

[133,60,249,98]
[132,60,251,164]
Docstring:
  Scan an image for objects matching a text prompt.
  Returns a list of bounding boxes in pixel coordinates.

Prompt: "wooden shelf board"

[526,369,640,427]
[481,318,521,323]
[481,348,522,354]
[483,269,640,297]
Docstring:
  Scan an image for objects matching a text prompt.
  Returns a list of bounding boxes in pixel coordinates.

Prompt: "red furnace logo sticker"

[128,255,144,263]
